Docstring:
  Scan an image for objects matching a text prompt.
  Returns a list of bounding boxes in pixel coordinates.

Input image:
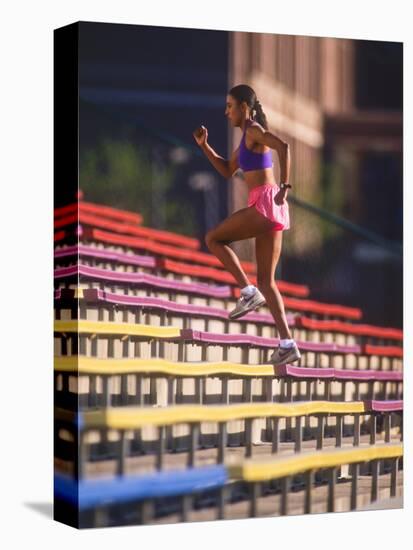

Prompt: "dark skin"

[192,94,292,339]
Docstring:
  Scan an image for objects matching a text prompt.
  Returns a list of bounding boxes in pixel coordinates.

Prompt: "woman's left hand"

[274,190,287,205]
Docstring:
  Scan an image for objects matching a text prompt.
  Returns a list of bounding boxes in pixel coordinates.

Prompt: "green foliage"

[162,200,197,238]
[80,138,196,236]
[316,160,346,241]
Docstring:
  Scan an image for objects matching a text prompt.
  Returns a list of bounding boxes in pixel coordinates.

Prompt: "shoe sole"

[271,351,301,367]
[228,297,266,320]
[271,357,301,367]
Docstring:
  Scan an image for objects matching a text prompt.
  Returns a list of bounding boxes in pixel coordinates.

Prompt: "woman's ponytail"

[252,99,268,130]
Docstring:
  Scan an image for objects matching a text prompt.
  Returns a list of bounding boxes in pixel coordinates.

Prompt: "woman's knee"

[205,230,216,250]
[205,230,231,249]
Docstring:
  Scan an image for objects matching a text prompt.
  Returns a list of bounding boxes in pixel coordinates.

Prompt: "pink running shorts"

[247,183,290,231]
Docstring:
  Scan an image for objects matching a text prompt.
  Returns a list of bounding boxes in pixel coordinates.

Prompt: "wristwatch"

[280,182,292,190]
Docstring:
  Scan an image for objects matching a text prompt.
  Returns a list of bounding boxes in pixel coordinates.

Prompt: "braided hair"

[228,84,269,130]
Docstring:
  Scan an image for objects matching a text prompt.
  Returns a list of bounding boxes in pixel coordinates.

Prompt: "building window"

[355,41,402,110]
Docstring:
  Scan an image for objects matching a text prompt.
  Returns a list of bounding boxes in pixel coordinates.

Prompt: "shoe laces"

[240,292,253,303]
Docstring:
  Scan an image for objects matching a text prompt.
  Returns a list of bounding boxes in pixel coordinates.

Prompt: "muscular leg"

[205,206,275,287]
[255,229,292,339]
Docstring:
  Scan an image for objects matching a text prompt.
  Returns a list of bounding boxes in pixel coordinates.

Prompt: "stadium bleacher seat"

[54,199,403,527]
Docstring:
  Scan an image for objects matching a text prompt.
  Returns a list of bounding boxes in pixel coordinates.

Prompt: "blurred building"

[78,21,229,234]
[228,33,402,260]
[75,22,403,325]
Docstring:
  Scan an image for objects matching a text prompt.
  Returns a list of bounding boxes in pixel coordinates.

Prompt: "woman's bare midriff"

[244,167,277,192]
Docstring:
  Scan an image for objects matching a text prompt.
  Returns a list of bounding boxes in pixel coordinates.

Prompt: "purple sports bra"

[238,121,273,172]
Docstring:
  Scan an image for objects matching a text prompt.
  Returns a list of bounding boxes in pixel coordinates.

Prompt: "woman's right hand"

[274,189,287,205]
[193,125,208,146]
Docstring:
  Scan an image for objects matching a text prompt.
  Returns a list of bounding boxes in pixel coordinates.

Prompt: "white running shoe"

[269,342,302,366]
[228,289,266,320]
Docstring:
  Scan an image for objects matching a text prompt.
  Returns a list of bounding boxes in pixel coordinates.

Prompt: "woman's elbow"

[218,168,230,180]
[224,163,233,180]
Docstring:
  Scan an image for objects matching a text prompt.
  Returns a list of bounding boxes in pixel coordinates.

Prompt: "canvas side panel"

[53,21,80,529]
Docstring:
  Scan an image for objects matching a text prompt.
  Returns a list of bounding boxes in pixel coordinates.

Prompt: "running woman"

[192,84,301,366]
